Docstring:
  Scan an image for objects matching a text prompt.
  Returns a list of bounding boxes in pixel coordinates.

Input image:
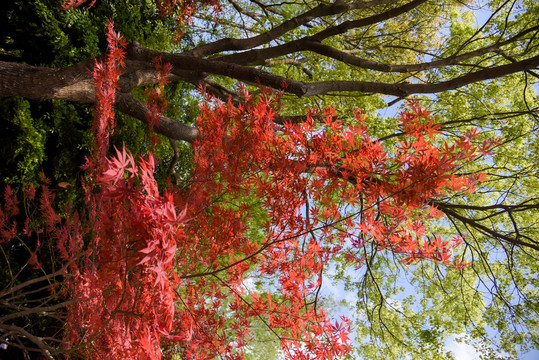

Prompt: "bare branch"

[186,0,399,57]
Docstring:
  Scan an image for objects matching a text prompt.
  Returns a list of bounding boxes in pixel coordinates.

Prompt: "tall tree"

[0,0,538,359]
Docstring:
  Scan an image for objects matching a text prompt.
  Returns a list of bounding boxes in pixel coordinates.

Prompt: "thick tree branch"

[0,60,199,142]
[126,42,309,96]
[309,0,429,42]
[0,60,95,103]
[216,19,539,72]
[300,54,539,97]
[127,42,539,98]
[4,47,537,137]
[116,93,199,142]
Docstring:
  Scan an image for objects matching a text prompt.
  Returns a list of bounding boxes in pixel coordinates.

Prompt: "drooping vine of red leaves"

[88,20,126,173]
[58,21,187,359]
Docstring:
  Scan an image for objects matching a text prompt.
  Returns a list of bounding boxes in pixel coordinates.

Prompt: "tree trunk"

[0,61,95,103]
[0,60,199,142]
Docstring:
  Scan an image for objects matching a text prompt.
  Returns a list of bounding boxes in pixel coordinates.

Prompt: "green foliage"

[0,0,182,190]
[0,97,46,186]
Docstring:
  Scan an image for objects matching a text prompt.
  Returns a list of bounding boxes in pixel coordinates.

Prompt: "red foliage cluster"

[163,86,495,358]
[57,150,184,359]
[155,0,221,19]
[0,20,499,360]
[0,185,20,245]
[55,21,183,359]
[61,0,97,10]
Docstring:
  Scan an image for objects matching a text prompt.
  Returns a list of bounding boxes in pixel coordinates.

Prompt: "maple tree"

[1,0,538,359]
[0,13,500,359]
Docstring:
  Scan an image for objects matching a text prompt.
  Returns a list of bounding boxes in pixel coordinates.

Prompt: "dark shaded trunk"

[0,60,95,103]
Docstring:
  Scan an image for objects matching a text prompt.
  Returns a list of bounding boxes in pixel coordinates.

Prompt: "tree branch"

[185,0,398,57]
[116,93,199,142]
[435,202,539,251]
[301,54,539,97]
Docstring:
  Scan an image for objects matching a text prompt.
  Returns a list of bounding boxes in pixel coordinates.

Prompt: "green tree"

[1,0,538,359]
